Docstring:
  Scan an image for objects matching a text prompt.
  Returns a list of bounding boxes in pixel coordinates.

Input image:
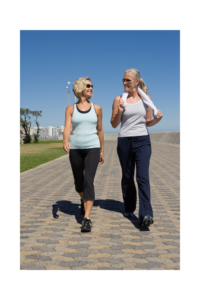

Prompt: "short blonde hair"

[73,77,92,98]
[124,68,149,94]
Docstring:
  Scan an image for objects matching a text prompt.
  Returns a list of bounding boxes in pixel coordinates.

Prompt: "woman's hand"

[118,98,125,113]
[154,109,163,120]
[146,109,163,127]
[99,152,104,164]
[63,142,71,153]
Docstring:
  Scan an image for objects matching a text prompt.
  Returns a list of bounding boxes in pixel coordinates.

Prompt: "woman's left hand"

[99,152,104,164]
[154,109,163,120]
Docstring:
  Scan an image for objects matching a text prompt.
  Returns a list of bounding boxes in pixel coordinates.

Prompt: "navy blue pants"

[117,135,153,222]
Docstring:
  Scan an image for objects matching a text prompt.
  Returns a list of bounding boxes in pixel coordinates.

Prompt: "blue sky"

[20,30,180,133]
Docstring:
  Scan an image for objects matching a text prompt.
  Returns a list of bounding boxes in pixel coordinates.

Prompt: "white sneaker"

[124,212,134,217]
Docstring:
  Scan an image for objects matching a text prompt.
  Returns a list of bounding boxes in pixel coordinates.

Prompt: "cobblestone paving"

[20,141,180,270]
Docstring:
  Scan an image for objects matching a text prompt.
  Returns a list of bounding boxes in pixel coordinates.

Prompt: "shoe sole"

[81,227,91,232]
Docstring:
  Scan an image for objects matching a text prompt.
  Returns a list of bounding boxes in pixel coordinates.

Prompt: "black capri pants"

[69,148,100,200]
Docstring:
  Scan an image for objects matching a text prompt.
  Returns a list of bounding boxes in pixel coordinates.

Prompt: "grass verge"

[20,140,68,173]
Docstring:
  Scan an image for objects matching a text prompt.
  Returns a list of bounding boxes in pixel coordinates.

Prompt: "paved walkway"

[20,141,180,270]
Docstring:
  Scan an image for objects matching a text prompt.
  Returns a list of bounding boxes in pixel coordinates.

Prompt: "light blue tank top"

[70,102,100,149]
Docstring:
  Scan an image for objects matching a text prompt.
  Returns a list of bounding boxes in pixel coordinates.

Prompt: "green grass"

[29,140,63,144]
[20,140,68,173]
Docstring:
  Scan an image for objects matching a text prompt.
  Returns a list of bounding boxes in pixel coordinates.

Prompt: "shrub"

[33,134,39,143]
[23,134,32,144]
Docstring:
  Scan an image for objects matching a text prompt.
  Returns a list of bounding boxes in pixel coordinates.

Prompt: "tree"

[32,110,42,143]
[20,108,32,143]
[20,109,42,144]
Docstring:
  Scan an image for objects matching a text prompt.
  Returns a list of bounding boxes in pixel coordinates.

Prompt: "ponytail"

[139,78,148,94]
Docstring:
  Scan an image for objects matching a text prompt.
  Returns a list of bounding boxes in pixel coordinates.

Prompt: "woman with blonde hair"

[63,77,104,232]
[111,68,163,227]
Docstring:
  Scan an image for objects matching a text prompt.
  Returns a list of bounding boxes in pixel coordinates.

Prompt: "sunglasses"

[86,84,93,88]
[122,78,133,83]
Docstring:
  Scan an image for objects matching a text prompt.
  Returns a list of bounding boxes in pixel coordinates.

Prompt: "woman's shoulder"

[65,105,74,114]
[93,103,102,110]
[93,104,102,116]
[112,96,121,106]
[114,95,121,101]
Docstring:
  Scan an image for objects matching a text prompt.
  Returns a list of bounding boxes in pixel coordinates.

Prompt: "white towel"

[121,86,160,118]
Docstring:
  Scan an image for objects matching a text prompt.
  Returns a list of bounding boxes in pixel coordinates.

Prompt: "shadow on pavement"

[52,201,83,225]
[94,199,150,232]
[52,199,150,231]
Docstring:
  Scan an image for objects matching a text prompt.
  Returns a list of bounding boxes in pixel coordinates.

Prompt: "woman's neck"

[128,88,139,99]
[78,96,89,104]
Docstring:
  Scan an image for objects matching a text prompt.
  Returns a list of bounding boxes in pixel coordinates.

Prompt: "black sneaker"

[140,216,154,227]
[81,218,92,232]
[80,199,85,215]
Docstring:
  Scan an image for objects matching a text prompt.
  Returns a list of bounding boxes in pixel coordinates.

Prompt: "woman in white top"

[111,68,163,227]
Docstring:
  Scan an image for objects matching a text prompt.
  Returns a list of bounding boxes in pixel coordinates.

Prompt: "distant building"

[29,126,60,138]
[30,127,37,135]
[30,126,43,135]
[61,125,64,133]
[52,128,59,136]
[57,127,62,135]
[48,126,53,136]
[39,127,49,136]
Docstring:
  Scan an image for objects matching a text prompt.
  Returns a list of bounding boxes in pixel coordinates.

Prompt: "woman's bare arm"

[146,106,152,122]
[94,104,104,164]
[110,96,124,128]
[63,105,73,152]
[146,96,163,126]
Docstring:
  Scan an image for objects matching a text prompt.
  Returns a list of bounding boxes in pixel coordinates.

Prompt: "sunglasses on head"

[122,78,133,83]
[86,84,93,88]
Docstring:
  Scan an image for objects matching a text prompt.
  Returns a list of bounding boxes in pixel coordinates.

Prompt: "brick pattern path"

[20,141,180,270]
